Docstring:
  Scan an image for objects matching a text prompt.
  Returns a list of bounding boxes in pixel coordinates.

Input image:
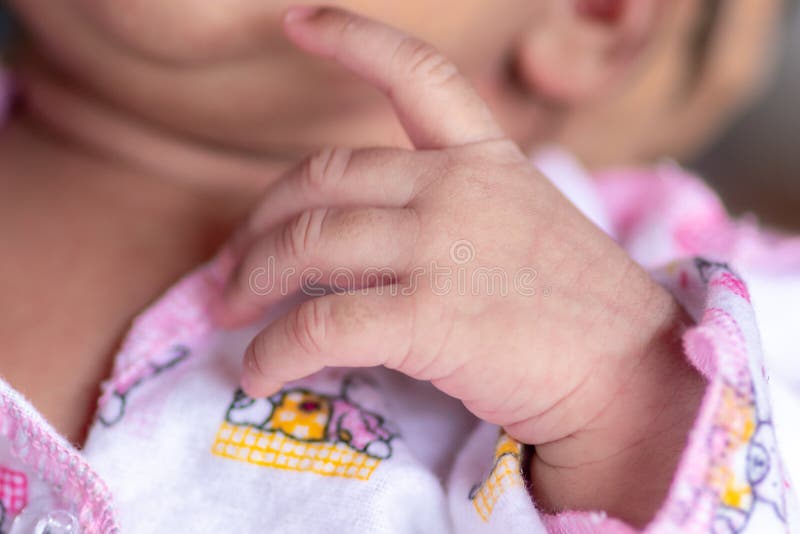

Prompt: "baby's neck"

[0,114,237,443]
[17,61,287,201]
[13,48,414,207]
[0,57,331,443]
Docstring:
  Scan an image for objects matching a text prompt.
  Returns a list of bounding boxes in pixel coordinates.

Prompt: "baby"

[0,1,797,533]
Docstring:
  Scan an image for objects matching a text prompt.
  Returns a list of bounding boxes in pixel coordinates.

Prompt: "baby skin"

[216,7,705,527]
[0,0,738,527]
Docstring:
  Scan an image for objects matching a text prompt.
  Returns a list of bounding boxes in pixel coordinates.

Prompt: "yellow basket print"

[212,422,382,481]
[470,433,524,521]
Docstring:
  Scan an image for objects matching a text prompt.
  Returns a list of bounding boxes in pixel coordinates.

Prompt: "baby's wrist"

[526,297,705,526]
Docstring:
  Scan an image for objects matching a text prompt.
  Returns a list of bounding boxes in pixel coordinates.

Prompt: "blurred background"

[0,3,796,229]
[694,5,800,231]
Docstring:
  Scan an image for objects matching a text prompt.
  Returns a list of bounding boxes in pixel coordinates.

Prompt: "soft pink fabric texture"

[0,94,797,531]
[595,164,800,274]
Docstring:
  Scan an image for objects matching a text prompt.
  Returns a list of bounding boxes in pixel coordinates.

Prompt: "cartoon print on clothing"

[709,384,787,533]
[0,466,27,531]
[681,260,787,533]
[97,345,190,427]
[694,258,751,302]
[469,432,524,522]
[694,258,732,283]
[212,375,397,481]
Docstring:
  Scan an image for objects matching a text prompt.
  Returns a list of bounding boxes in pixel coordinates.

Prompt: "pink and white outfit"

[1,140,799,533]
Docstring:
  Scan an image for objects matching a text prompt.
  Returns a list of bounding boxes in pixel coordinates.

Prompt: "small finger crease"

[292,301,327,356]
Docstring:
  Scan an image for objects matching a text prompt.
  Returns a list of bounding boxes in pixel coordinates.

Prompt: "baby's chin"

[71,0,334,64]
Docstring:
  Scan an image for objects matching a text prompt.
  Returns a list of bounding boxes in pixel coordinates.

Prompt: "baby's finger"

[219,207,418,327]
[240,289,419,398]
[283,6,505,149]
[235,146,444,254]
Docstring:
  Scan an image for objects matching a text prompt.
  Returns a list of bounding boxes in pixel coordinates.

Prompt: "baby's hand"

[217,6,703,525]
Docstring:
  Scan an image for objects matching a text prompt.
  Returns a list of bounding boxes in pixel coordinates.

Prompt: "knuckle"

[303,146,354,193]
[287,299,329,356]
[281,208,329,260]
[396,37,459,87]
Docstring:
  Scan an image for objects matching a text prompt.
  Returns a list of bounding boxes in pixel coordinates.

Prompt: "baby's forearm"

[528,304,705,527]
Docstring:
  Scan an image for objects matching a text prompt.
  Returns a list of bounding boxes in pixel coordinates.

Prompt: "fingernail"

[284,5,322,24]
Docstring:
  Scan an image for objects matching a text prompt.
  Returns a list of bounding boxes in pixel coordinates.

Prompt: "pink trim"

[0,242,235,531]
[0,386,119,533]
[539,264,767,533]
